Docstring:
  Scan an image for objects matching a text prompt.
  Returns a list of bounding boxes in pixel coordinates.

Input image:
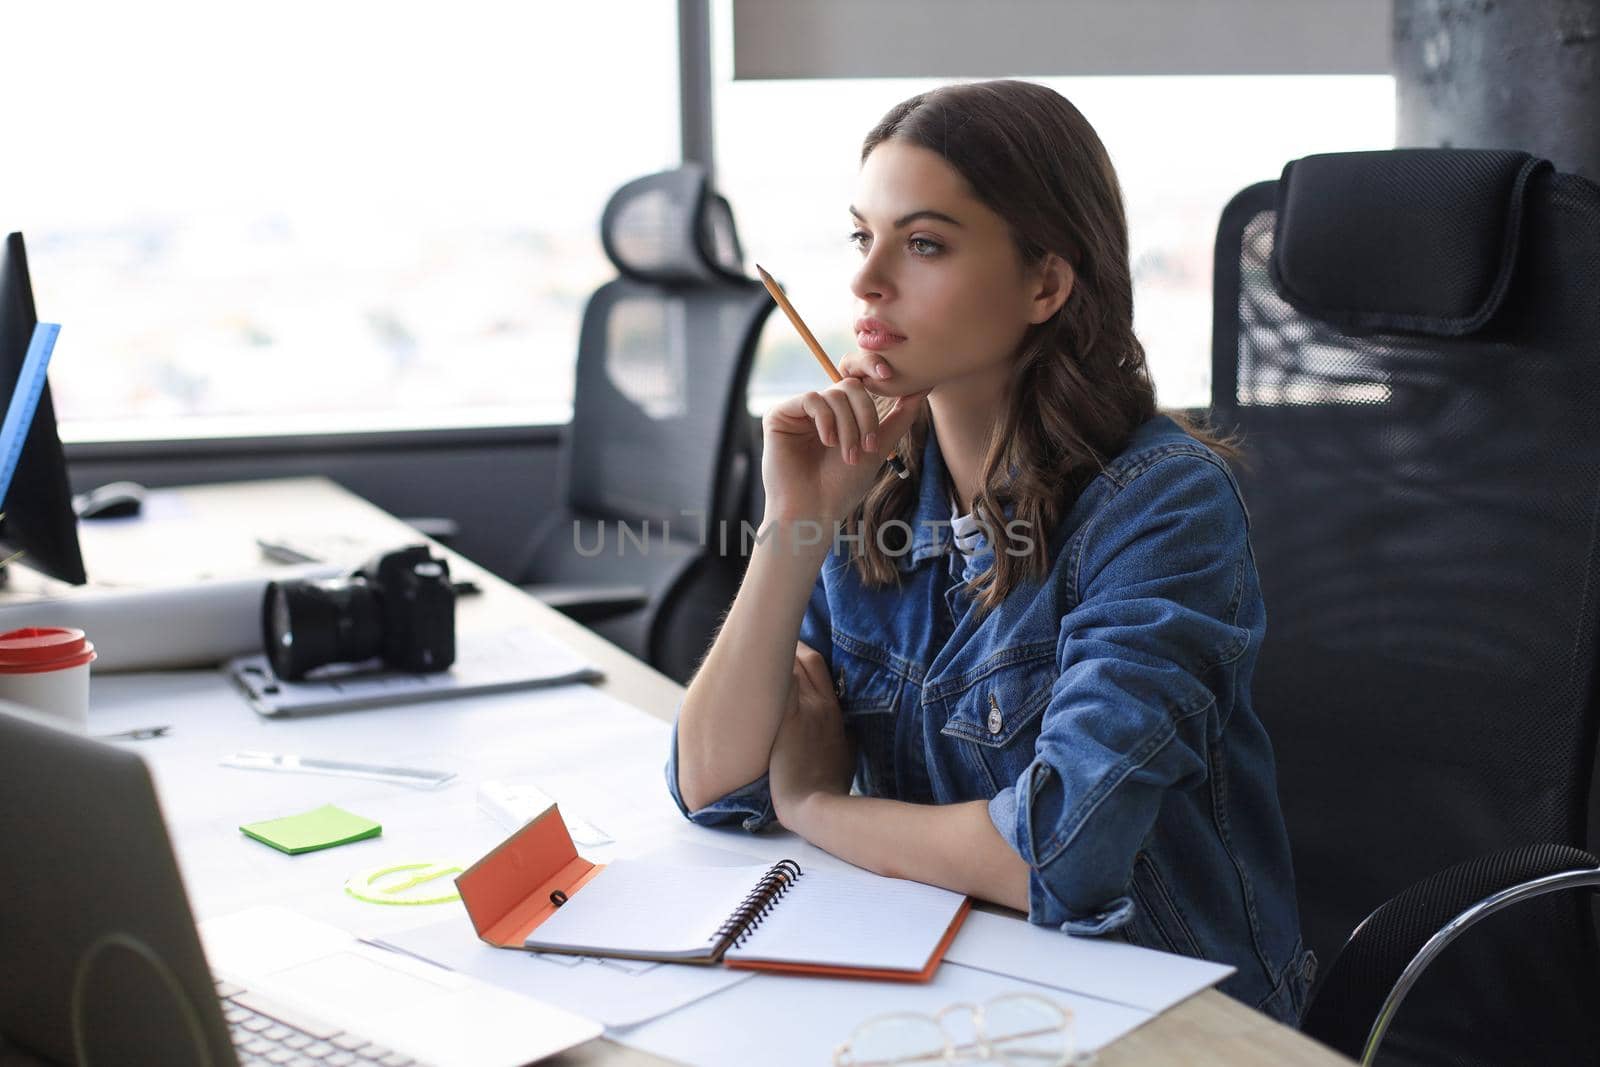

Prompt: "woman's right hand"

[760,373,929,527]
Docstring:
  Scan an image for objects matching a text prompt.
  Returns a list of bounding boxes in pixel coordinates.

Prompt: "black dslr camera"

[262,545,456,680]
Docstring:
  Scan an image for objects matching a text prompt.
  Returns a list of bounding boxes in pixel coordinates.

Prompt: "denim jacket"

[666,415,1315,1024]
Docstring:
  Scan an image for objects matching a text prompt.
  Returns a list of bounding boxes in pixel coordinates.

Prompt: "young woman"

[667,79,1313,1024]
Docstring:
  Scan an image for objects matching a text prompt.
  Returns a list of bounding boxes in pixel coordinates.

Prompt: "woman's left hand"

[769,643,856,830]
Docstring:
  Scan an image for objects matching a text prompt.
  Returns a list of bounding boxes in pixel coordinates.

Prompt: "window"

[6,2,680,442]
[713,14,1394,412]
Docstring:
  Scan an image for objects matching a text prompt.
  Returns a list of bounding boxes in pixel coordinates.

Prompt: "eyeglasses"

[832,992,1095,1067]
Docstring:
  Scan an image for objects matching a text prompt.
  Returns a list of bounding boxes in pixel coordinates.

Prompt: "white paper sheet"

[376,910,755,1028]
[87,673,685,933]
[945,909,1235,1013]
[611,962,1153,1067]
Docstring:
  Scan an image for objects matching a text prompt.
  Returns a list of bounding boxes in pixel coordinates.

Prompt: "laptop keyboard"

[215,978,435,1067]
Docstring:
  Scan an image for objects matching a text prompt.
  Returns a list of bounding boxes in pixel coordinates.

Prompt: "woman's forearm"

[788,793,1032,913]
[675,517,833,812]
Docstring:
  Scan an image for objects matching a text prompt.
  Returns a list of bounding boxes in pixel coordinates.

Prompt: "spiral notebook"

[455,807,970,982]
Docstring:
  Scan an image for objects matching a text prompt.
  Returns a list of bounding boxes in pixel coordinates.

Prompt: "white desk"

[37,478,1352,1067]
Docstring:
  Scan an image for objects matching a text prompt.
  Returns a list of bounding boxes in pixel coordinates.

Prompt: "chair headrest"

[1268,148,1552,336]
[600,164,748,286]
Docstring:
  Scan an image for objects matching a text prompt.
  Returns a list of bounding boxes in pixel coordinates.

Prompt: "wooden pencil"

[754,264,910,480]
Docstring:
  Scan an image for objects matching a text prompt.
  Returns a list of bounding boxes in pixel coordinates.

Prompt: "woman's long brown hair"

[846,79,1234,615]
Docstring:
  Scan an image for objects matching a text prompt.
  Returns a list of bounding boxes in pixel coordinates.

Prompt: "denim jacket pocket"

[937,652,1056,794]
[830,638,905,797]
[1124,850,1204,960]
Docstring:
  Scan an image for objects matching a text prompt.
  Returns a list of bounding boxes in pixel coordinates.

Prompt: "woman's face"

[847,140,1063,396]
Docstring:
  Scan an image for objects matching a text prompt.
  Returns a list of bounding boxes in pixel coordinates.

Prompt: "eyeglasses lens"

[846,1013,948,1066]
[984,995,1072,1066]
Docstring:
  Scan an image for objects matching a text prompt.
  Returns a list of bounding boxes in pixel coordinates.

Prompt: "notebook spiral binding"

[712,859,803,949]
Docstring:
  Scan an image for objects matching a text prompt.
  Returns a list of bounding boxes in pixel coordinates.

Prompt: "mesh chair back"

[1210,149,1600,1065]
[568,166,769,529]
[520,166,772,682]
[1303,844,1600,1063]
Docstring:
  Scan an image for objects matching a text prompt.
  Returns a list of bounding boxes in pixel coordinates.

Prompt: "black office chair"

[1209,148,1600,1066]
[517,164,773,685]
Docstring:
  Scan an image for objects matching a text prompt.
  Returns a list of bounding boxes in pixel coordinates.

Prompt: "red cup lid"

[0,627,97,674]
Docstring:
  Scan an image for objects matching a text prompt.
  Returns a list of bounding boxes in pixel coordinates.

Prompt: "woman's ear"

[1027,253,1074,325]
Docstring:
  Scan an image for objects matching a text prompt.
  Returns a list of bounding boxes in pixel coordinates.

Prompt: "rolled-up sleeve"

[663,565,835,833]
[987,456,1254,935]
[664,714,776,831]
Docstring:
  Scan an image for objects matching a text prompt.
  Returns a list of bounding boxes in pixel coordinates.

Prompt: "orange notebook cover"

[454,807,969,982]
[454,805,605,948]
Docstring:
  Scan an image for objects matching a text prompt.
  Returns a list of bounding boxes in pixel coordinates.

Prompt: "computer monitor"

[0,232,86,585]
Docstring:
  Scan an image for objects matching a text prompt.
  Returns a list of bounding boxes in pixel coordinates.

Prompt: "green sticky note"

[240,804,382,855]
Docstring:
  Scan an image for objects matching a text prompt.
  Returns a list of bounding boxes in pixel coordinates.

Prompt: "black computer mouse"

[74,480,147,520]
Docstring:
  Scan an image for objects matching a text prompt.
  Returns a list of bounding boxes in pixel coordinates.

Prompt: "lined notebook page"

[523,859,771,960]
[724,865,966,971]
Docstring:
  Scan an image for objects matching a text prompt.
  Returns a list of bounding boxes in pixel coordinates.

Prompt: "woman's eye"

[847,230,942,257]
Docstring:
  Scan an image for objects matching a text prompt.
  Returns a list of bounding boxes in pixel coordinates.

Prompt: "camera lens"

[263,577,385,680]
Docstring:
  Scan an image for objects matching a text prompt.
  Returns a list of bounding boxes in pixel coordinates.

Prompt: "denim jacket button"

[987,694,1003,735]
[834,669,846,699]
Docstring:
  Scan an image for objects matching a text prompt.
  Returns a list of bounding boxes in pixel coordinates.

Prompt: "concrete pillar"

[1395,0,1600,181]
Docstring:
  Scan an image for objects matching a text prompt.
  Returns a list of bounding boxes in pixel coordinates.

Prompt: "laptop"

[0,706,603,1066]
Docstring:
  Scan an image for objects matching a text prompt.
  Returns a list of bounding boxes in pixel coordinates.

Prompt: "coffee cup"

[0,627,96,730]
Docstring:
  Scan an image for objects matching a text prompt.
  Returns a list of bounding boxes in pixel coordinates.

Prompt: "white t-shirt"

[949,501,986,561]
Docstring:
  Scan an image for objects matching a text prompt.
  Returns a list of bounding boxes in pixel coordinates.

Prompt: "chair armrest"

[522,582,649,625]
[1303,843,1600,1065]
